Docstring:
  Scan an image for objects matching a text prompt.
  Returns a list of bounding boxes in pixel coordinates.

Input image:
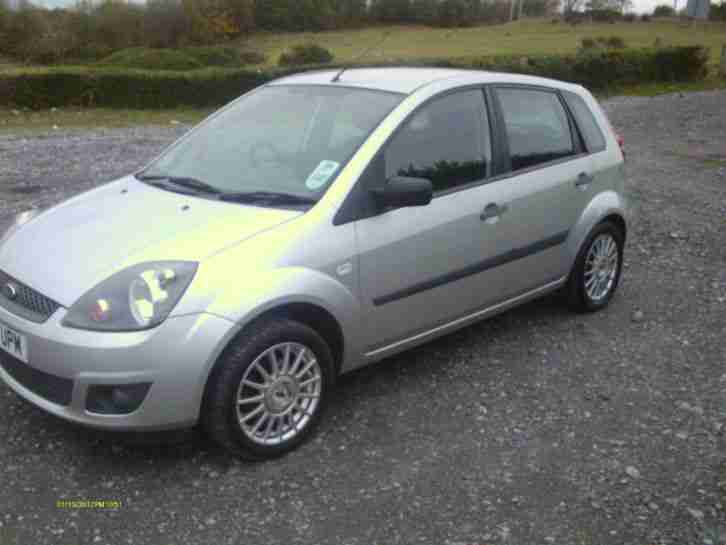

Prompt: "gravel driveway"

[1,91,725,545]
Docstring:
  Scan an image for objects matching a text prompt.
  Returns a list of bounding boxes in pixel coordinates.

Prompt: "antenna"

[331,31,393,83]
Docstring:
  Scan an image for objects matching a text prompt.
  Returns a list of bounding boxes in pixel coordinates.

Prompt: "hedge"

[99,48,204,71]
[0,46,709,110]
[98,46,266,71]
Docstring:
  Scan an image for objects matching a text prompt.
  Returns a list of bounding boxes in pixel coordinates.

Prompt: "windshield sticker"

[305,160,340,190]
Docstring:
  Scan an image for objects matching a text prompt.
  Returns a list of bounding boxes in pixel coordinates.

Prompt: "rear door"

[486,85,597,294]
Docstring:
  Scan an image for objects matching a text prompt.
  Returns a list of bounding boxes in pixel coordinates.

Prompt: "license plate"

[0,321,28,363]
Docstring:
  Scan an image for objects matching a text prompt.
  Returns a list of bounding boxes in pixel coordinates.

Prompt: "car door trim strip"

[372,229,570,306]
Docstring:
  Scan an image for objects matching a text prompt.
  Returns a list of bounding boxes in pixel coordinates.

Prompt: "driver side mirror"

[370,176,433,210]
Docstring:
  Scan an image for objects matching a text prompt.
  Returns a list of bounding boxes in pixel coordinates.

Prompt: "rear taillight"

[604,116,625,158]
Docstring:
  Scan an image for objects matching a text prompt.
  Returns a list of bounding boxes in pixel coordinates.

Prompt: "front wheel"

[566,221,624,313]
[202,319,334,460]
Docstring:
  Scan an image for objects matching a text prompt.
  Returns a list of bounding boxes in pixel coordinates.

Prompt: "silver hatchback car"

[0,68,628,459]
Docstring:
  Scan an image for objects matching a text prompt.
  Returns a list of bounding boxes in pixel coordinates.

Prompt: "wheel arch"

[601,212,627,242]
[197,300,347,430]
[566,190,628,269]
[204,299,345,387]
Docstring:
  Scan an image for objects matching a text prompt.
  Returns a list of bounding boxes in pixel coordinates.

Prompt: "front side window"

[495,87,575,172]
[139,85,403,201]
[384,90,491,193]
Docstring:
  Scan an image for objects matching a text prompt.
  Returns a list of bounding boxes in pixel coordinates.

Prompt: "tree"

[0,0,9,54]
[653,3,675,15]
[613,0,632,13]
[144,0,193,48]
[255,0,292,30]
[183,0,254,42]
[370,0,414,22]
[332,0,367,24]
[411,0,438,22]
[562,0,585,14]
[522,0,560,15]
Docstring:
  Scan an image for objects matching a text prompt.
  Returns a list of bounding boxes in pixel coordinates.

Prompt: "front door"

[355,89,502,352]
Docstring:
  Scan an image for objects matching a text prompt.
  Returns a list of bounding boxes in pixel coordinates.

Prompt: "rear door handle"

[575,172,594,188]
[480,202,508,224]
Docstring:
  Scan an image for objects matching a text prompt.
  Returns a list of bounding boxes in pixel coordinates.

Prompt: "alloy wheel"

[235,342,322,446]
[584,233,619,302]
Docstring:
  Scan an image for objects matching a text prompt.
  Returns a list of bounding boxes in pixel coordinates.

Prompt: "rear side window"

[384,89,491,193]
[494,87,575,172]
[563,91,607,153]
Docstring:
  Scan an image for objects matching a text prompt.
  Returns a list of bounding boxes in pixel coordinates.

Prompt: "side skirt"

[358,276,567,366]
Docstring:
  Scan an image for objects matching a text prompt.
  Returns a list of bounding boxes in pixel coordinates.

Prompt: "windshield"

[138,85,403,201]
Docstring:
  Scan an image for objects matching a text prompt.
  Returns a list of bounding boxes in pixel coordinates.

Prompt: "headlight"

[0,208,44,247]
[61,261,198,332]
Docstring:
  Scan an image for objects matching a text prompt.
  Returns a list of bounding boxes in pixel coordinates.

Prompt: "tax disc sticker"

[305,160,340,190]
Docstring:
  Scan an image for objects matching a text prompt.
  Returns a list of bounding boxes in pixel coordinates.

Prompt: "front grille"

[0,270,61,323]
[0,350,74,406]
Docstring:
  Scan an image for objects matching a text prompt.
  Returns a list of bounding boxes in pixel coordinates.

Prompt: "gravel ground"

[0,91,725,545]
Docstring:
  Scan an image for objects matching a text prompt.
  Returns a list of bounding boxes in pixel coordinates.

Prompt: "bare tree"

[562,0,584,14]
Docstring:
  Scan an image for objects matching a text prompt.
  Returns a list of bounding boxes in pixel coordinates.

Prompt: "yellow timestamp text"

[56,500,122,509]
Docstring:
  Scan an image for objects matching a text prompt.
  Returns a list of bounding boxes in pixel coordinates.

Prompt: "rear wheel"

[566,221,624,313]
[202,319,334,460]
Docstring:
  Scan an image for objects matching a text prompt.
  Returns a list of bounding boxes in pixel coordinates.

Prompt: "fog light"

[86,383,152,415]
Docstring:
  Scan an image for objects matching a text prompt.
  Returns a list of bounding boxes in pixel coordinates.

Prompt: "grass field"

[1,18,724,132]
[0,108,214,133]
[240,18,726,68]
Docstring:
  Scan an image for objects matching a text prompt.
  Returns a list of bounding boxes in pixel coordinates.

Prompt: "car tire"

[566,220,624,313]
[202,318,334,460]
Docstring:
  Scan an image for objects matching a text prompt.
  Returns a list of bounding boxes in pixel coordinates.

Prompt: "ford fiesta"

[0,68,628,459]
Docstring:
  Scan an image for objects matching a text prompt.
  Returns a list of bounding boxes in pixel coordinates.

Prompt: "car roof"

[269,67,582,95]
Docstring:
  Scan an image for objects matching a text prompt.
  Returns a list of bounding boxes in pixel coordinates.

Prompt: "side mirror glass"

[370,176,433,209]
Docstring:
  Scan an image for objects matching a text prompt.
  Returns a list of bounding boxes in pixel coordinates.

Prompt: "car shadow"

[9,290,581,471]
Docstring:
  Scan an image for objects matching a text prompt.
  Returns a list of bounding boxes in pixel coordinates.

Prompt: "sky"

[12,0,702,15]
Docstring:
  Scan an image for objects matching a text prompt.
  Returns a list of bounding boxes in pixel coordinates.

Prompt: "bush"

[436,0,482,27]
[605,36,626,48]
[710,2,726,20]
[586,8,622,22]
[581,36,626,50]
[99,47,203,71]
[239,50,266,65]
[653,4,676,16]
[278,44,333,66]
[0,46,709,110]
[181,46,240,67]
[641,14,651,22]
[623,13,637,22]
[98,46,265,70]
[179,46,265,67]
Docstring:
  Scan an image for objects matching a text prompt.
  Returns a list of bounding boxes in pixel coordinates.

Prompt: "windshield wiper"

[218,191,317,206]
[136,174,222,194]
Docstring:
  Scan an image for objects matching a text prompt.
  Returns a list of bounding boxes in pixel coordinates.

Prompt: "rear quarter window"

[563,91,607,153]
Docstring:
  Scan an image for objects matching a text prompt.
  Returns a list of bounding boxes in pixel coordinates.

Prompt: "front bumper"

[0,305,237,430]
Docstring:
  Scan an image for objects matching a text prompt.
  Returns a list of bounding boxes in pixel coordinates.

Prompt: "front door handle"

[575,172,594,188]
[480,202,508,224]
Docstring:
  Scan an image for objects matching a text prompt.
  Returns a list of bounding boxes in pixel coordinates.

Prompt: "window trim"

[331,83,604,227]
[490,83,589,177]
[560,89,608,155]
